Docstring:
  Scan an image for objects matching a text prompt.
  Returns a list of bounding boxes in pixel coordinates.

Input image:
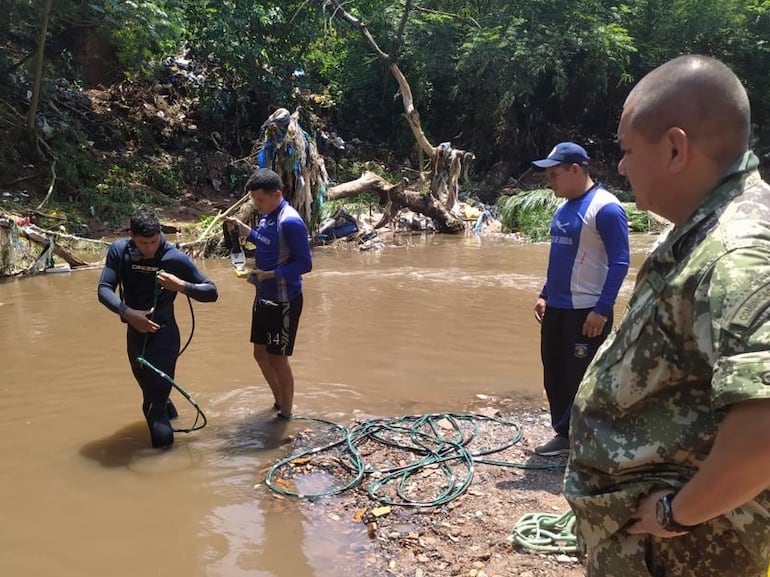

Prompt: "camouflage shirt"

[564,151,770,560]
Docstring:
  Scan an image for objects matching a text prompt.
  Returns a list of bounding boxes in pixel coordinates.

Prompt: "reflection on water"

[0,232,654,576]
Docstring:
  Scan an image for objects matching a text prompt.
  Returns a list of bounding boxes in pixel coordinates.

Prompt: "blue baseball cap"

[532,142,590,168]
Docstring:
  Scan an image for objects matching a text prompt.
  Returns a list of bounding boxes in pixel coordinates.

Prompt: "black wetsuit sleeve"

[183,279,218,302]
[97,241,128,316]
[172,250,218,303]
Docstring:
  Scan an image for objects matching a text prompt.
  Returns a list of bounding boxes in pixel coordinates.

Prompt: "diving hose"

[136,270,207,433]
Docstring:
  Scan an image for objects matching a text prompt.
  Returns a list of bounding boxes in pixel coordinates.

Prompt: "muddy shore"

[260,395,585,577]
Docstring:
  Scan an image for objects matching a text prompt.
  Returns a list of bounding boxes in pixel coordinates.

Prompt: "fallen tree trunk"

[386,188,464,234]
[19,225,93,268]
[326,171,406,203]
[326,171,464,234]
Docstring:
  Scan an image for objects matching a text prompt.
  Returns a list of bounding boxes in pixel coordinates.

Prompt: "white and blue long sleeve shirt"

[540,184,630,316]
[247,199,312,302]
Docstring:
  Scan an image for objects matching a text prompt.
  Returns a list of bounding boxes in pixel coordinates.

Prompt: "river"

[0,232,652,577]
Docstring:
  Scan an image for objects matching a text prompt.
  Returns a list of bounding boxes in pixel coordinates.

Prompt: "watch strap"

[659,492,697,533]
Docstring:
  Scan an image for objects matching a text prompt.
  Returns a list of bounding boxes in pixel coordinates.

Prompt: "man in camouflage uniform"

[564,54,770,577]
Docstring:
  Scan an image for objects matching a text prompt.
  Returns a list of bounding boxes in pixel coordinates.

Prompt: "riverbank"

[262,395,585,577]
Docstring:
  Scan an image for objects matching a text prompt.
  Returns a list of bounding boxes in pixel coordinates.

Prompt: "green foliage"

[95,0,185,77]
[78,165,172,225]
[48,133,101,197]
[496,189,561,241]
[182,1,278,79]
[451,1,636,164]
[624,203,667,233]
[3,0,770,231]
[135,161,183,197]
[496,190,660,240]
[198,214,217,228]
[54,151,175,225]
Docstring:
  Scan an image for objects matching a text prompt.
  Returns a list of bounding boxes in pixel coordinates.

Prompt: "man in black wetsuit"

[97,209,218,448]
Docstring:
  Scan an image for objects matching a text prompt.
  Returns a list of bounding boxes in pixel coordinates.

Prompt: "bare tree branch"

[178,190,252,249]
[319,0,436,158]
[290,0,314,24]
[36,160,56,210]
[308,0,472,232]
[390,0,413,61]
[326,0,390,60]
[27,0,53,133]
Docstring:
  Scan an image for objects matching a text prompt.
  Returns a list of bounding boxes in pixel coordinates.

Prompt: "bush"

[497,189,561,242]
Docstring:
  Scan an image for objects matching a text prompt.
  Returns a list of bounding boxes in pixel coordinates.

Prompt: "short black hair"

[626,55,750,167]
[244,168,282,193]
[130,208,161,237]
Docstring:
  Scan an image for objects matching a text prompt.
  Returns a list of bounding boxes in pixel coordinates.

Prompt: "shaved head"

[624,55,750,169]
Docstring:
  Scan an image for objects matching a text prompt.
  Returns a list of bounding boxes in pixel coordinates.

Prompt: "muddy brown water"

[0,232,652,577]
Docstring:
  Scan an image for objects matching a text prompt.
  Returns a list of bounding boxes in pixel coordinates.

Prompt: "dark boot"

[166,399,179,420]
[143,401,174,449]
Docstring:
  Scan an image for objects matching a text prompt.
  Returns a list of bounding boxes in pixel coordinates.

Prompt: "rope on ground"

[509,510,578,554]
[264,412,565,507]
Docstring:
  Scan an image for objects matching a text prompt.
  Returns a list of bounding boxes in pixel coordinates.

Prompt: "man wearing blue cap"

[531,141,630,456]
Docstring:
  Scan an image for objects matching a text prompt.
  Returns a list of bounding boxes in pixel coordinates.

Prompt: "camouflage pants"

[586,522,766,577]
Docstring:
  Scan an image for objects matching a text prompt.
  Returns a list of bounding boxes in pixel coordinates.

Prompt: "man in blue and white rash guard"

[228,169,312,421]
[531,142,630,456]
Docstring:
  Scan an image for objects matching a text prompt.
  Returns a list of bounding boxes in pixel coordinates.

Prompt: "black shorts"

[250,293,303,356]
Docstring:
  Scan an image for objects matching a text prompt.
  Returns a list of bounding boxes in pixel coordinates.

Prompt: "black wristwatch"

[655,492,697,533]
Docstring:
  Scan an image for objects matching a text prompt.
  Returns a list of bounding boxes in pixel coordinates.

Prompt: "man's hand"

[252,269,276,283]
[156,271,186,293]
[534,298,547,323]
[122,307,160,333]
[582,311,607,338]
[627,489,689,538]
[225,217,251,238]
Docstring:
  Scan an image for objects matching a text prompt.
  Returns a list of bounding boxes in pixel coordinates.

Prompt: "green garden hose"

[510,510,578,553]
[265,412,564,505]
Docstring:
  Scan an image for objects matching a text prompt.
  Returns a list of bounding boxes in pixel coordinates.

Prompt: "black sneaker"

[535,435,570,456]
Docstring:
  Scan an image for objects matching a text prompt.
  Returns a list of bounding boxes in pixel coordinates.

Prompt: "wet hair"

[245,168,282,193]
[129,208,161,237]
[625,55,750,168]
